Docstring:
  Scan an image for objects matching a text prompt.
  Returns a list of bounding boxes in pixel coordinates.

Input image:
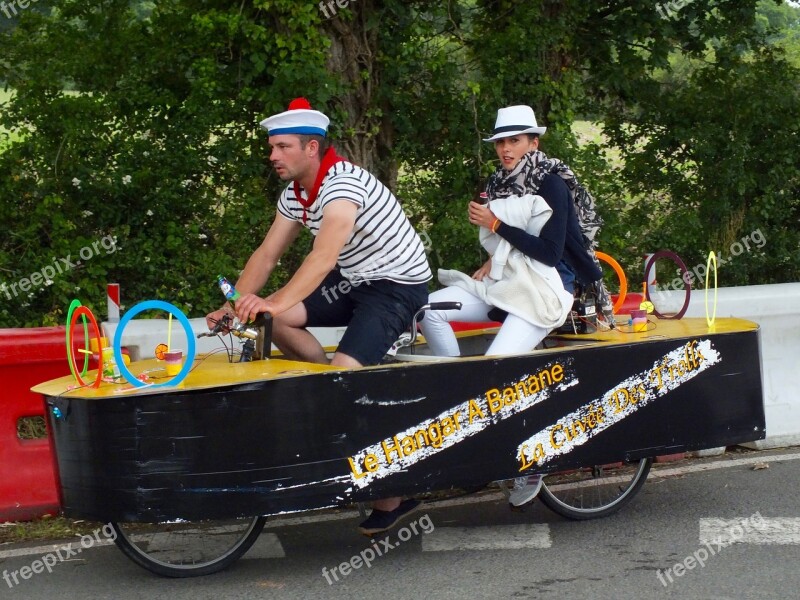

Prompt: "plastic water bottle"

[217,275,241,302]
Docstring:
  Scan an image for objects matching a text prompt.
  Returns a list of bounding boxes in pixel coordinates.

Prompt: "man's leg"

[330,351,362,368]
[340,279,429,531]
[372,497,401,511]
[271,303,328,364]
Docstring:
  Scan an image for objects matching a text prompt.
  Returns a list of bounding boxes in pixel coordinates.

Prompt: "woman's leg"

[486,313,549,356]
[419,286,494,356]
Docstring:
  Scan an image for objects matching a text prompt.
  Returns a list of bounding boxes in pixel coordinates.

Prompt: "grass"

[0,87,22,151]
[0,516,109,545]
[572,120,624,169]
[572,120,606,145]
[17,416,47,439]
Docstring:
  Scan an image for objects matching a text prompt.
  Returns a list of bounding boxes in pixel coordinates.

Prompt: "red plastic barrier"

[0,327,78,522]
[450,321,502,332]
[612,292,645,317]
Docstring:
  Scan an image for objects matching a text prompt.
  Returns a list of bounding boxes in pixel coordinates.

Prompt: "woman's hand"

[472,258,493,281]
[468,201,497,230]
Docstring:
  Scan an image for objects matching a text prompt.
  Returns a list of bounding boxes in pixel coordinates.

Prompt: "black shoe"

[358,499,421,536]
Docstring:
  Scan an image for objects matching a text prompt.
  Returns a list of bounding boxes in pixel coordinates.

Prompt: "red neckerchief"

[293,147,347,224]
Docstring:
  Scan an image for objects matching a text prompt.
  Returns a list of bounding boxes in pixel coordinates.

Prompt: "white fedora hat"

[483,105,546,142]
[260,97,330,137]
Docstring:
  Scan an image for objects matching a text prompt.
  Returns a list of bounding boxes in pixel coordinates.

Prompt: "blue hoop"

[113,300,196,388]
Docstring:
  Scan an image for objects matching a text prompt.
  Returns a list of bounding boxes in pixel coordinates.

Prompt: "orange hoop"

[595,251,627,313]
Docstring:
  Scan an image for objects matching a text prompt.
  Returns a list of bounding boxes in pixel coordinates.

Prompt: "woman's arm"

[494,174,570,267]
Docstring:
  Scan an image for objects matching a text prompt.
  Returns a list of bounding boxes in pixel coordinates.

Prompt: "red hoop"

[67,306,103,388]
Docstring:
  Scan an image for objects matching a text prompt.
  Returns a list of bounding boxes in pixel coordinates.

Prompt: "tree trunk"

[322,1,398,190]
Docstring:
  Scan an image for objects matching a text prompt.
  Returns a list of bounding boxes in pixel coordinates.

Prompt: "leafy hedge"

[1,1,797,327]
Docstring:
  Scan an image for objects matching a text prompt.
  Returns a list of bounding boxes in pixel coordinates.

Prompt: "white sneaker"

[508,474,543,507]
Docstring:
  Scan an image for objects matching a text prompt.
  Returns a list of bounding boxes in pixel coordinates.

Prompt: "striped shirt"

[276,161,432,284]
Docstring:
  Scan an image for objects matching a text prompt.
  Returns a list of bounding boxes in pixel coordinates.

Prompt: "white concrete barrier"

[103,282,798,447]
[650,282,800,448]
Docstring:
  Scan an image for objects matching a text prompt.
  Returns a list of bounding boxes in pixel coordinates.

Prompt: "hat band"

[492,124,536,134]
[269,126,327,137]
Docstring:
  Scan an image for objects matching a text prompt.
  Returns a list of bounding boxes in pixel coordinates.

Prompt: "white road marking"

[3,451,800,560]
[701,517,800,545]
[422,524,551,552]
[0,539,113,559]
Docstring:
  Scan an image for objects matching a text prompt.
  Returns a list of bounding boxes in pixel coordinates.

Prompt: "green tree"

[1,0,798,327]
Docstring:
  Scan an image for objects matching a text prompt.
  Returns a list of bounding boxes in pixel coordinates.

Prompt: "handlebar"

[394,301,463,353]
[199,313,273,361]
[426,301,463,312]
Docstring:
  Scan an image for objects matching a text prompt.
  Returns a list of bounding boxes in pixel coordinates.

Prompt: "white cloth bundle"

[438,194,573,329]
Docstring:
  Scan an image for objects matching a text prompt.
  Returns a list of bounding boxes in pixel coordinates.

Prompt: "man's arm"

[236,213,303,294]
[234,200,358,322]
[205,213,301,329]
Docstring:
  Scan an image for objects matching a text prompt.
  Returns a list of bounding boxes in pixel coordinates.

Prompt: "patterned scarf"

[486,149,615,324]
[293,147,347,224]
[486,150,602,245]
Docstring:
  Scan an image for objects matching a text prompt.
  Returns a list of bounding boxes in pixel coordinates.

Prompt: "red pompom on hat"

[260,98,330,136]
[288,97,312,111]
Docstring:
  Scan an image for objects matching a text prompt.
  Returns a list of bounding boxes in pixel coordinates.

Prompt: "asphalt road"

[3,448,800,600]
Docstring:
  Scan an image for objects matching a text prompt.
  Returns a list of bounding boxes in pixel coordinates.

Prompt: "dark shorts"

[303,270,429,366]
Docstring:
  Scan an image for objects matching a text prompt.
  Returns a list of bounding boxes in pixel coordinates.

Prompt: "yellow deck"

[31,353,343,399]
[31,316,757,400]
[537,315,757,348]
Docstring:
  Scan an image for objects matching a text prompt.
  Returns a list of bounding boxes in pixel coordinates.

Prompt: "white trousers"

[419,286,550,357]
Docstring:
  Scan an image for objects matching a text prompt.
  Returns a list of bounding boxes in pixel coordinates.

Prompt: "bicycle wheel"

[111,516,266,577]
[539,457,652,520]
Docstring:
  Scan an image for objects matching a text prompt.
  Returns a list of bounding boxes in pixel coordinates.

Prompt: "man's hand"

[234,293,275,324]
[472,258,493,281]
[206,306,234,332]
[468,201,497,229]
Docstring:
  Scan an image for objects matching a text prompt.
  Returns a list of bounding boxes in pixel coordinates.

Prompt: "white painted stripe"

[650,452,800,479]
[517,339,719,467]
[0,539,113,559]
[348,358,578,489]
[263,509,361,529]
[700,517,800,545]
[422,524,551,552]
